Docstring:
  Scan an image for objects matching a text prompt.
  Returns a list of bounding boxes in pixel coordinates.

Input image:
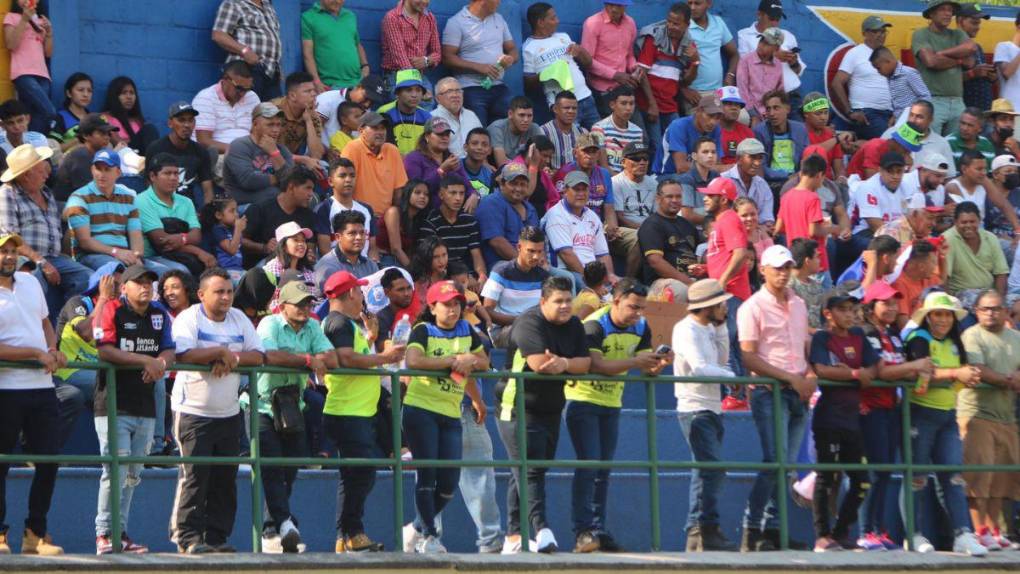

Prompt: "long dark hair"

[158,270,197,312]
[62,72,92,109]
[103,76,145,138]
[275,234,315,272]
[398,178,428,238]
[915,313,968,365]
[409,235,447,283]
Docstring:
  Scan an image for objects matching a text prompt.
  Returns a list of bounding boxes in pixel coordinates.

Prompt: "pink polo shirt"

[3,13,49,80]
[581,10,637,93]
[736,287,809,376]
[735,50,783,118]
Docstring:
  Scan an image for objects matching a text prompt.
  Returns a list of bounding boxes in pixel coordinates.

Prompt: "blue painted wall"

[39,0,1018,139]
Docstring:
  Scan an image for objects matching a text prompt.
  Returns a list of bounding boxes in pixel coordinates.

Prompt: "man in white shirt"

[899,151,950,209]
[673,278,736,552]
[735,1,805,116]
[429,77,483,159]
[886,100,957,177]
[849,152,910,245]
[314,75,388,148]
[191,61,261,155]
[542,170,617,282]
[830,16,895,140]
[170,268,265,554]
[994,14,1020,113]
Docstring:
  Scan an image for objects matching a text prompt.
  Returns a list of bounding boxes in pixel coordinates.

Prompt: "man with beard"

[985,98,1020,159]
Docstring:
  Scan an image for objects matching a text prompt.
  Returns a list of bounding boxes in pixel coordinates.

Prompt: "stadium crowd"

[1,0,1020,559]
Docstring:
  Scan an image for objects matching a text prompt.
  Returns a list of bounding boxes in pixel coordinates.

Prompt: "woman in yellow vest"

[404,280,489,553]
[902,291,985,555]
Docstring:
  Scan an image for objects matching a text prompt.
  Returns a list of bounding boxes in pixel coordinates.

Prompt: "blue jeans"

[852,108,893,141]
[462,84,511,128]
[146,256,191,275]
[152,378,166,452]
[577,96,601,131]
[53,370,95,448]
[725,295,745,378]
[905,404,971,537]
[643,111,678,169]
[252,63,282,102]
[94,415,154,536]
[679,410,725,530]
[13,75,55,134]
[403,405,462,537]
[0,388,59,536]
[324,414,381,536]
[35,255,92,324]
[566,400,620,535]
[859,407,900,534]
[456,402,503,548]
[78,252,180,277]
[743,386,809,530]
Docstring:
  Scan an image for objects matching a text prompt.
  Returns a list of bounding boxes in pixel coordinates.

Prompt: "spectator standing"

[943,201,1008,295]
[957,4,995,112]
[591,86,644,175]
[869,47,932,121]
[341,111,409,215]
[476,163,539,268]
[775,154,830,273]
[716,86,754,165]
[994,13,1020,113]
[523,4,598,129]
[3,0,53,134]
[136,154,214,276]
[421,176,486,282]
[737,244,816,552]
[788,239,826,330]
[684,0,738,108]
[0,144,91,321]
[736,2,805,113]
[170,268,266,554]
[581,0,639,119]
[431,78,482,159]
[314,158,376,260]
[830,16,893,140]
[222,102,294,206]
[487,96,542,167]
[212,0,283,100]
[911,0,974,135]
[945,107,996,171]
[495,276,591,554]
[703,176,750,375]
[0,99,49,155]
[541,92,588,171]
[544,170,617,283]
[0,231,66,556]
[638,178,700,284]
[441,0,518,127]
[891,240,943,327]
[655,95,723,176]
[53,113,116,202]
[722,138,774,226]
[381,0,442,100]
[93,265,174,555]
[301,0,369,92]
[271,73,326,169]
[481,225,549,347]
[253,281,338,553]
[191,62,261,157]
[752,90,809,183]
[736,27,784,124]
[145,102,215,207]
[240,165,317,269]
[673,278,737,551]
[314,210,379,289]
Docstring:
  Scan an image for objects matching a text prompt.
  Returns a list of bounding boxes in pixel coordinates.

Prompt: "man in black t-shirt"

[638,179,701,285]
[145,102,214,207]
[240,166,318,269]
[494,276,591,554]
[93,265,175,554]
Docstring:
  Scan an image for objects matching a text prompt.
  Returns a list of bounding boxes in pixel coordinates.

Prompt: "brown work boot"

[22,528,63,555]
[343,533,384,552]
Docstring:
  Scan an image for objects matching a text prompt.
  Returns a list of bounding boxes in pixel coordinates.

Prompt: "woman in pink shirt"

[102,76,160,153]
[3,0,54,133]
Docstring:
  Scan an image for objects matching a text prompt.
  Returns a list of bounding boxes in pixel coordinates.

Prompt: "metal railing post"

[106,365,122,553]
[645,380,661,551]
[514,375,530,551]
[772,382,788,550]
[901,394,915,551]
[391,373,404,552]
[248,370,263,553]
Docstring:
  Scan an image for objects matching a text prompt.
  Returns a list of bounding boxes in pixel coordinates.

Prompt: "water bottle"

[387,316,412,371]
[480,62,502,90]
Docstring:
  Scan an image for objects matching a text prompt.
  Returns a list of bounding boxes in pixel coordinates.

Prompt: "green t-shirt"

[960,324,1020,423]
[943,226,1009,295]
[771,133,795,173]
[911,27,968,98]
[252,315,334,418]
[57,315,97,380]
[322,311,380,417]
[905,329,963,411]
[300,4,362,89]
[135,187,201,257]
[946,133,995,171]
[564,306,652,408]
[404,320,484,419]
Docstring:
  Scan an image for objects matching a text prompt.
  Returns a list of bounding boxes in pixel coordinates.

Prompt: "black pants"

[812,427,869,539]
[324,414,381,537]
[496,408,561,536]
[0,388,59,536]
[170,412,241,548]
[258,414,307,534]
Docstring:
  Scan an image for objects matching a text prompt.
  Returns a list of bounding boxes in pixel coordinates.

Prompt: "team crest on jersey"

[844,346,856,359]
[151,314,164,330]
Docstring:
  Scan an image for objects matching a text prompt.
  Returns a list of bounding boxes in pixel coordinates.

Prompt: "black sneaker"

[686,526,703,552]
[740,528,766,552]
[184,543,215,554]
[597,531,623,552]
[701,524,736,551]
[211,543,236,553]
[573,530,600,553]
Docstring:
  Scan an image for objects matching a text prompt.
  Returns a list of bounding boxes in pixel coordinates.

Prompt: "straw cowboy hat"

[1,143,53,183]
[686,279,733,311]
[909,291,967,326]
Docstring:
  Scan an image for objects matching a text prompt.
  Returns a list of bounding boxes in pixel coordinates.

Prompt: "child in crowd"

[789,239,826,331]
[200,198,246,284]
[808,292,879,551]
[573,260,609,319]
[328,101,365,161]
[448,260,493,348]
[695,216,715,261]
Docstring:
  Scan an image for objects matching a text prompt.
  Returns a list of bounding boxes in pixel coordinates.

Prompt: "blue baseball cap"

[92,148,121,169]
[85,261,126,295]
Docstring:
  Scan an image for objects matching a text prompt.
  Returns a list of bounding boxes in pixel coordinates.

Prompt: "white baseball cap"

[991,154,1018,173]
[916,151,950,175]
[760,245,794,268]
[716,86,745,106]
[274,221,314,244]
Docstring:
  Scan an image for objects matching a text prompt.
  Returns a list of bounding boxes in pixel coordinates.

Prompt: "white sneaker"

[279,518,301,553]
[501,536,522,554]
[953,532,989,557]
[535,528,558,553]
[403,523,422,553]
[910,534,935,553]
[261,534,283,554]
[415,535,447,554]
[996,530,1020,551]
[978,530,1002,551]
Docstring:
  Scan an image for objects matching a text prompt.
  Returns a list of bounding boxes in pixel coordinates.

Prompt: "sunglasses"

[228,78,251,94]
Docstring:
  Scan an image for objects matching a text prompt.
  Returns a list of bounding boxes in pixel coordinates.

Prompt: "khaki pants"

[959,416,1020,499]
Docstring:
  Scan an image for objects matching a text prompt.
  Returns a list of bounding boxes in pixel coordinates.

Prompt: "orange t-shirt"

[892,272,940,318]
[341,138,409,215]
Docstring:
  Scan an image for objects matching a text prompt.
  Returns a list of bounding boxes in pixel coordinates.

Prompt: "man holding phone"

[564,279,670,553]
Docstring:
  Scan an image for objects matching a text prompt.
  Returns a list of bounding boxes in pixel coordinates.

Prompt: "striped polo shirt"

[420,209,481,270]
[64,182,140,250]
[591,116,645,173]
[480,259,549,317]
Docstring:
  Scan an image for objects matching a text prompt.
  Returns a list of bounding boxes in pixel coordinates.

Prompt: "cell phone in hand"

[655,344,672,355]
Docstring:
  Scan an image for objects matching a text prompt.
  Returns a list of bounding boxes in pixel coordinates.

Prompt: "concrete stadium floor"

[2,551,1020,573]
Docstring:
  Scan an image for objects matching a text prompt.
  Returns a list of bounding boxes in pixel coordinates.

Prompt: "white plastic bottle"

[387,316,412,371]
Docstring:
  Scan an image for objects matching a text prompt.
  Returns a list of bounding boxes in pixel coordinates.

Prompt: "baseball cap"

[623,141,649,159]
[862,280,902,304]
[757,0,785,19]
[359,74,388,106]
[168,101,199,118]
[79,113,118,135]
[891,123,923,152]
[576,132,601,150]
[394,68,425,91]
[802,144,830,168]
[92,148,121,169]
[823,291,860,310]
[698,177,738,202]
[274,221,313,244]
[278,281,316,306]
[716,86,745,106]
[0,230,23,250]
[323,271,368,299]
[862,15,893,30]
[563,170,591,188]
[917,151,950,175]
[121,264,157,285]
[359,110,389,128]
[880,151,907,169]
[84,261,126,295]
[736,138,766,156]
[922,0,961,18]
[426,280,467,305]
[757,27,784,46]
[761,245,795,268]
[992,154,1019,172]
[697,94,723,115]
[501,162,529,182]
[424,117,453,135]
[252,102,285,119]
[957,2,988,18]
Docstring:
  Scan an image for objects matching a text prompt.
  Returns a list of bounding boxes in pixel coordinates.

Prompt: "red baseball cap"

[802,144,829,168]
[698,177,737,202]
[862,280,902,304]
[323,271,368,299]
[426,280,466,305]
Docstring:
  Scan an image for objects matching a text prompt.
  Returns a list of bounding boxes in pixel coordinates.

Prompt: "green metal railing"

[1,359,1018,554]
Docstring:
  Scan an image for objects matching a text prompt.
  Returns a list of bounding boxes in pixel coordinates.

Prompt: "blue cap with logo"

[92,148,121,169]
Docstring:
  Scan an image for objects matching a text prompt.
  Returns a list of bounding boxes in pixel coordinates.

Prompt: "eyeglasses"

[227,78,251,94]
[627,156,650,163]
[438,88,463,96]
[977,305,1004,313]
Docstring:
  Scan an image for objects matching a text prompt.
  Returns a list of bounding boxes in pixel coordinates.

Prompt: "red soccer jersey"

[846,138,889,178]
[778,187,828,271]
[719,123,754,165]
[706,209,752,300]
[806,128,845,179]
